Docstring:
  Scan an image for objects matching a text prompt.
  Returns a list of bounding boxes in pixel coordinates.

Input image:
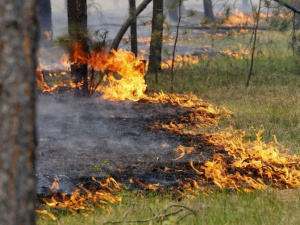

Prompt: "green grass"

[147,49,300,155]
[38,189,300,224]
[38,30,300,224]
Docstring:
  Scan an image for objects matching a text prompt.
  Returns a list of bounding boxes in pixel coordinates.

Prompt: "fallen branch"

[104,204,196,224]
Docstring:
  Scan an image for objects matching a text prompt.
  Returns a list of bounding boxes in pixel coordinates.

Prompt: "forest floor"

[37,29,300,224]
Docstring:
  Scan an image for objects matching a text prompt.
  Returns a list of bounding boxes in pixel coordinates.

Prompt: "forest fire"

[37,44,201,97]
[217,10,292,28]
[37,42,300,218]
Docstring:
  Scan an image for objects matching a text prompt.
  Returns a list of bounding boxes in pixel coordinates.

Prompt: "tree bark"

[203,0,214,21]
[38,0,53,42]
[0,1,38,224]
[67,0,89,95]
[110,0,152,50]
[129,0,138,56]
[148,0,164,74]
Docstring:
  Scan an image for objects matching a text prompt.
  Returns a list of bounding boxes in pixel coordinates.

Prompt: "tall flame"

[91,49,147,101]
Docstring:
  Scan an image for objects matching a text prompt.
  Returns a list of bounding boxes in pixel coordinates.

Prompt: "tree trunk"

[0,1,38,224]
[148,0,164,74]
[110,0,152,51]
[203,0,214,21]
[165,0,179,23]
[67,0,89,95]
[292,1,300,28]
[114,0,120,9]
[38,0,53,43]
[242,0,250,13]
[129,0,138,56]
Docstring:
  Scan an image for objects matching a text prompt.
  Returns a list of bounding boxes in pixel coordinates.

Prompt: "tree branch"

[104,209,184,224]
[104,204,197,224]
[272,0,300,14]
[110,0,152,50]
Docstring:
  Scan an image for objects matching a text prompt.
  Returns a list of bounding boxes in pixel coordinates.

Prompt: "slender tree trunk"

[292,1,300,28]
[203,0,214,21]
[38,0,53,42]
[246,0,262,87]
[0,1,38,224]
[148,0,164,74]
[242,0,250,13]
[110,0,152,51]
[67,0,89,95]
[129,0,138,56]
[170,0,182,92]
[114,0,120,9]
[165,0,179,23]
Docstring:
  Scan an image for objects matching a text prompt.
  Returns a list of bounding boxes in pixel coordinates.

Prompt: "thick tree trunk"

[203,0,214,21]
[38,0,53,42]
[110,0,152,51]
[129,0,138,56]
[0,1,38,224]
[148,0,164,73]
[67,0,89,95]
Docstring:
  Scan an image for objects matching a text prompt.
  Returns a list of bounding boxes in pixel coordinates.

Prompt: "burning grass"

[36,26,300,222]
[37,177,122,220]
[38,188,300,225]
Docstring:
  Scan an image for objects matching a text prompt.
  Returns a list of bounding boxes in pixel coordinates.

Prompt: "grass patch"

[38,189,300,224]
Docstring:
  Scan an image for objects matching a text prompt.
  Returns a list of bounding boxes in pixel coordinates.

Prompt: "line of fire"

[25,0,300,222]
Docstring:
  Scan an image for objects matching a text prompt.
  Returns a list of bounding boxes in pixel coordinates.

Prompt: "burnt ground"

[36,93,219,195]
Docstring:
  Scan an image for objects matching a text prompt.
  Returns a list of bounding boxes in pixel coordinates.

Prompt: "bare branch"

[110,0,152,50]
[272,0,300,14]
[104,204,197,224]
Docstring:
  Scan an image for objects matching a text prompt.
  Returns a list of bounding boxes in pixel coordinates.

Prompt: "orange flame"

[217,10,292,28]
[92,49,147,101]
[35,68,58,93]
[43,30,52,41]
[39,177,122,219]
[161,54,199,69]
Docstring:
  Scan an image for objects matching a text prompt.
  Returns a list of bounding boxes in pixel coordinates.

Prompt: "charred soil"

[36,93,220,195]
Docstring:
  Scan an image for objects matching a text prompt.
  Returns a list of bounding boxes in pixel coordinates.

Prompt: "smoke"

[36,94,185,194]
